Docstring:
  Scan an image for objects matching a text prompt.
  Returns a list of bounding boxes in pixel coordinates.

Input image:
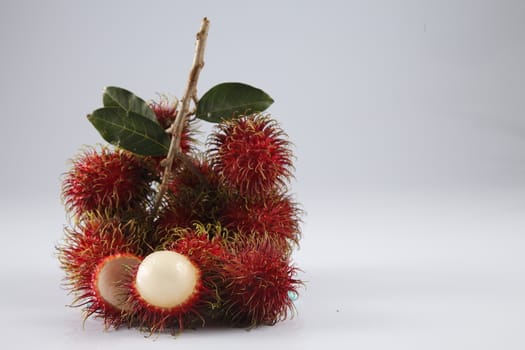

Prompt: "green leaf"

[196,82,274,123]
[103,86,158,123]
[87,107,170,156]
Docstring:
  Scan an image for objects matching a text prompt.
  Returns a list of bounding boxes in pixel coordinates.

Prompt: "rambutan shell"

[57,213,145,328]
[94,253,142,312]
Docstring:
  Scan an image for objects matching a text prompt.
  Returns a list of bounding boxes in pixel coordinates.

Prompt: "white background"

[1,0,524,349]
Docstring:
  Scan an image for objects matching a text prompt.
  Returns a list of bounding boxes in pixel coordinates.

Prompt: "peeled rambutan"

[164,225,230,320]
[127,226,229,332]
[220,192,301,252]
[62,147,156,218]
[208,114,293,197]
[57,213,144,328]
[149,96,196,154]
[128,250,204,333]
[221,240,300,327]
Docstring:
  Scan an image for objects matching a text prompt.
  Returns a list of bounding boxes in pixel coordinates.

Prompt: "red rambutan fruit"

[163,224,229,262]
[128,225,229,332]
[149,96,178,129]
[128,250,203,333]
[57,213,144,328]
[164,225,231,320]
[168,157,218,193]
[154,159,223,243]
[149,96,196,154]
[208,114,293,197]
[221,241,300,327]
[155,204,195,241]
[62,147,156,218]
[220,192,301,252]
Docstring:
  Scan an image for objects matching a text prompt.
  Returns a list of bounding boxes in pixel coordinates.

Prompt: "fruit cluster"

[58,100,302,333]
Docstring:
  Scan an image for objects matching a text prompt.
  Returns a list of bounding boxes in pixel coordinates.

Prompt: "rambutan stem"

[153,17,210,214]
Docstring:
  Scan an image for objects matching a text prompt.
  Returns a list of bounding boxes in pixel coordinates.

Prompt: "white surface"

[1,0,524,348]
[1,189,524,349]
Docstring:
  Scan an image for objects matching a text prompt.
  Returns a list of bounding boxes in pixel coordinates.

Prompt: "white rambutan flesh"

[135,251,199,309]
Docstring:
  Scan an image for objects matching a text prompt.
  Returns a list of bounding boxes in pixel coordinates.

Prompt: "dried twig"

[152,17,210,214]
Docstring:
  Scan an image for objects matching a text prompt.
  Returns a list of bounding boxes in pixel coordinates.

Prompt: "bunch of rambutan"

[57,93,302,333]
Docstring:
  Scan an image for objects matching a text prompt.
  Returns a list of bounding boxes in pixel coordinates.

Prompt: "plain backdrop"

[1,0,524,349]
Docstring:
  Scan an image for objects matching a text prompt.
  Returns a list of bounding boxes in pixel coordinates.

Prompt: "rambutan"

[221,240,300,327]
[154,158,223,244]
[128,250,204,332]
[128,224,230,332]
[127,225,232,332]
[149,96,196,154]
[58,21,305,334]
[155,204,195,241]
[57,213,145,328]
[62,147,156,218]
[168,157,218,193]
[149,96,178,129]
[208,114,293,197]
[163,225,231,321]
[220,192,301,252]
[162,224,229,261]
